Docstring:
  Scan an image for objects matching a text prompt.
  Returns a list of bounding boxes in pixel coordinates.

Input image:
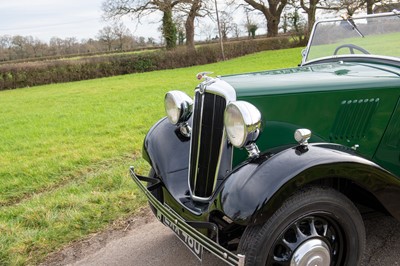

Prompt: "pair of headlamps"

[164,91,261,149]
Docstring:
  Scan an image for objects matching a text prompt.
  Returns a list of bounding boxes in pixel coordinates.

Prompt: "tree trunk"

[266,18,279,37]
[300,0,318,42]
[366,0,374,14]
[162,7,177,50]
[185,15,195,50]
[244,0,287,38]
[306,4,317,40]
[185,0,201,50]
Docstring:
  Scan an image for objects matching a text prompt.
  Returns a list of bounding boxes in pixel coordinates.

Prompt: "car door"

[374,97,400,177]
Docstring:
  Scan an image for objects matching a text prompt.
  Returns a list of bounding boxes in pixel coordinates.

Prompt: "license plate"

[158,208,204,261]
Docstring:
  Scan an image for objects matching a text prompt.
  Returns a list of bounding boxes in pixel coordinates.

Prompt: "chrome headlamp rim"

[224,101,262,148]
[164,90,193,125]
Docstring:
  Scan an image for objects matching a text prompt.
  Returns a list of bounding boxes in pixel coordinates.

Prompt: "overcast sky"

[0,0,160,42]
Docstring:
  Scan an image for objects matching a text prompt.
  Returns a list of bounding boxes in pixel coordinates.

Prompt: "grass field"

[0,47,302,265]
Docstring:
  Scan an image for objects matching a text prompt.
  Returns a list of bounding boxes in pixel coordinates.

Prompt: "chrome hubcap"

[290,239,331,266]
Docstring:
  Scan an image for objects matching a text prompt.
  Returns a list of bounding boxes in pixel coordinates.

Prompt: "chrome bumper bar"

[129,166,245,266]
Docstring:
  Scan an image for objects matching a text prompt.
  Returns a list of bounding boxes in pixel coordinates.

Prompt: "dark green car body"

[223,62,400,176]
[130,11,400,266]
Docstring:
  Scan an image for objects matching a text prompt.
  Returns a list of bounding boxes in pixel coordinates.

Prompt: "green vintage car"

[130,11,400,266]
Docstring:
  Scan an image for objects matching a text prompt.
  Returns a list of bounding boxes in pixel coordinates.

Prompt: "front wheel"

[238,187,365,266]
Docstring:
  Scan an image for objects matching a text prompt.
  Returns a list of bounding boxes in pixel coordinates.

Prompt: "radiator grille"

[189,91,226,199]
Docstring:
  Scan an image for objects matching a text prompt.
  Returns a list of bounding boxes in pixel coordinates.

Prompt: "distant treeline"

[0,37,295,91]
[0,29,158,63]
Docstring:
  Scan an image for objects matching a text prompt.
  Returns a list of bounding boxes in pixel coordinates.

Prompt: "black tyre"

[147,168,163,215]
[238,187,365,266]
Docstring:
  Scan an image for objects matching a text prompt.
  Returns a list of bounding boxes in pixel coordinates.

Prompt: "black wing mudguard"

[142,117,193,199]
[218,143,400,225]
[143,117,190,177]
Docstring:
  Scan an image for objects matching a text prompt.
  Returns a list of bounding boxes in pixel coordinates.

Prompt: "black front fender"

[218,143,400,225]
[143,117,190,179]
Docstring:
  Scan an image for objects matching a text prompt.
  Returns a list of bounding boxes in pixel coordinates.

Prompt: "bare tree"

[232,23,242,38]
[291,0,397,45]
[102,0,187,49]
[64,37,79,54]
[298,0,320,39]
[337,0,366,16]
[147,37,156,45]
[112,22,131,50]
[296,0,337,40]
[49,37,63,56]
[243,0,288,37]
[338,0,393,15]
[0,35,12,61]
[310,0,391,17]
[282,5,307,44]
[295,0,370,41]
[219,11,234,40]
[174,17,186,45]
[27,37,47,58]
[175,0,212,49]
[80,38,101,54]
[373,1,400,13]
[244,7,259,38]
[11,35,29,59]
[199,22,215,41]
[97,26,115,51]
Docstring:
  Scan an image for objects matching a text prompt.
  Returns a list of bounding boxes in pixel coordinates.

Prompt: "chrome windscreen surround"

[188,78,236,202]
[301,11,400,66]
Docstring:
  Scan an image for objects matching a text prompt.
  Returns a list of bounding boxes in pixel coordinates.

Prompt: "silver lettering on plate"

[156,209,162,221]
[163,207,203,261]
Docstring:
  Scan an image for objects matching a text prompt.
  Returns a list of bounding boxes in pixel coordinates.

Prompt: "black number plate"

[159,208,204,261]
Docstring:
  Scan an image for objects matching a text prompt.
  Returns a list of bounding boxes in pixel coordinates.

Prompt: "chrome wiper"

[346,18,365,37]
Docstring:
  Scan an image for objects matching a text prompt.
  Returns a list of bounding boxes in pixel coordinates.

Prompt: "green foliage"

[0,47,302,264]
[248,24,258,39]
[286,8,307,45]
[0,37,298,91]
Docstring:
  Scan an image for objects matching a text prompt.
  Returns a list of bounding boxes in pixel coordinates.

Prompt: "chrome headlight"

[164,91,193,125]
[224,101,262,148]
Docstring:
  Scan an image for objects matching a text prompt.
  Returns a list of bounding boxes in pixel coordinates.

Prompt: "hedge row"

[0,37,293,90]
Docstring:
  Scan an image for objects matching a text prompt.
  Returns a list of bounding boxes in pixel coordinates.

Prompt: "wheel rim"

[267,215,344,266]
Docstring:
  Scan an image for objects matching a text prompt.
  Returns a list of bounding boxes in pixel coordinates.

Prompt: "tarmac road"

[43,207,400,266]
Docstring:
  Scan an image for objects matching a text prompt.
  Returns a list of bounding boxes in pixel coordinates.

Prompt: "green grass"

[0,47,302,265]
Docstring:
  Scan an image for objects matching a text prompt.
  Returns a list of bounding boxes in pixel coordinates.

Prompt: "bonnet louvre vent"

[330,98,379,141]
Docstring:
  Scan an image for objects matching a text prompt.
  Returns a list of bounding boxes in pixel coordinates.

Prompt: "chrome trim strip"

[129,166,243,266]
[189,90,204,198]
